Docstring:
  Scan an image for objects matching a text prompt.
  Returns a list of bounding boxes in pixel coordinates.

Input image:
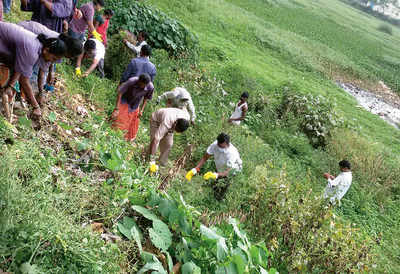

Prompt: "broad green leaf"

[227,262,239,274]
[131,223,143,252]
[48,112,56,123]
[229,217,248,244]
[216,238,228,262]
[132,205,160,221]
[259,267,269,274]
[141,251,157,263]
[20,262,39,274]
[148,220,172,251]
[117,217,142,243]
[200,225,223,241]
[137,262,167,274]
[233,253,246,274]
[165,251,173,273]
[181,261,201,274]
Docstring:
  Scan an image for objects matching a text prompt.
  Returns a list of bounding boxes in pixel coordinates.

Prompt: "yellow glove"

[149,161,158,174]
[185,168,198,182]
[92,30,103,42]
[203,171,218,181]
[75,67,81,76]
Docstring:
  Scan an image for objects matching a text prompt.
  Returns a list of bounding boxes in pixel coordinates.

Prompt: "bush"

[246,164,375,272]
[377,24,393,35]
[278,88,343,147]
[107,0,198,56]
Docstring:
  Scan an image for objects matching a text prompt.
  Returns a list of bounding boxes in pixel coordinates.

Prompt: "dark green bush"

[107,0,198,56]
[377,24,393,35]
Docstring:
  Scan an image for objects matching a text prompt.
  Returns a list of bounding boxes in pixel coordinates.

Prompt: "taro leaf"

[137,262,167,274]
[158,198,176,219]
[216,238,228,262]
[229,217,248,244]
[132,205,160,222]
[20,262,39,274]
[165,251,173,273]
[267,267,279,274]
[48,112,56,123]
[181,261,201,274]
[178,213,191,235]
[141,251,157,263]
[249,245,262,266]
[148,220,172,252]
[117,216,142,251]
[233,254,246,274]
[200,225,222,241]
[259,267,269,274]
[226,262,240,274]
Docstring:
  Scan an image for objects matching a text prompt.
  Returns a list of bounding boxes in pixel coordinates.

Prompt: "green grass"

[2,0,400,272]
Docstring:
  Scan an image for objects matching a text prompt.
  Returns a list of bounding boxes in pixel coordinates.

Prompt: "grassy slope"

[146,0,400,271]
[1,0,400,272]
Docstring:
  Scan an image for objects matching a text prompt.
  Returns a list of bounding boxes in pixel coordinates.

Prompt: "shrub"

[107,0,198,56]
[278,88,343,147]
[246,164,375,272]
[377,24,393,35]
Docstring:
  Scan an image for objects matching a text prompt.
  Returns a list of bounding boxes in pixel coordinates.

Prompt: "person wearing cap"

[157,87,196,124]
[148,108,190,171]
[120,44,156,84]
[123,30,148,57]
[75,38,105,78]
[323,160,352,205]
[186,133,242,200]
[111,73,154,141]
[229,92,248,125]
[68,0,104,42]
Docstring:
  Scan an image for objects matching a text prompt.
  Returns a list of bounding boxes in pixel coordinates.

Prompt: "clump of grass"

[377,24,393,35]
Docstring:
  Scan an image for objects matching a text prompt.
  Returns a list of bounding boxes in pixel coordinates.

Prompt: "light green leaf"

[181,261,201,274]
[148,220,172,251]
[216,238,228,262]
[165,251,173,273]
[20,262,39,274]
[137,262,167,274]
[132,205,160,222]
[200,225,223,241]
[48,112,56,123]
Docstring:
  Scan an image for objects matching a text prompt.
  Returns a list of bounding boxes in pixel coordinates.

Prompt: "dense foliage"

[106,0,198,55]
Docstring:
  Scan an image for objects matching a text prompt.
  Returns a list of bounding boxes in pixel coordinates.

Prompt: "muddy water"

[337,82,400,129]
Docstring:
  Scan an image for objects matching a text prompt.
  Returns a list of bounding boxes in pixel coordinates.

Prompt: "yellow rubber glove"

[185,168,198,182]
[75,67,81,76]
[149,161,158,174]
[203,171,218,181]
[92,30,103,42]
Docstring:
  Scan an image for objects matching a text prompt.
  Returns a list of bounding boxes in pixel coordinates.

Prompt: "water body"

[338,82,400,129]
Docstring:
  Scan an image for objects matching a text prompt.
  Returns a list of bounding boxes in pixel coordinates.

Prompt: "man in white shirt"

[123,31,148,57]
[75,38,106,78]
[157,87,196,124]
[186,133,242,200]
[323,160,352,205]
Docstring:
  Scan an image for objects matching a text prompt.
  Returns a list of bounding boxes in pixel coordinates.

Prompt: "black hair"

[93,0,104,7]
[217,133,230,145]
[84,39,97,52]
[59,33,83,58]
[138,73,151,84]
[175,119,190,133]
[138,30,148,40]
[37,34,67,56]
[241,92,249,99]
[339,160,351,170]
[104,9,114,16]
[140,44,152,56]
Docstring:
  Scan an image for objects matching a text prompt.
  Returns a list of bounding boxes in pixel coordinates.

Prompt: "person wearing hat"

[323,160,352,204]
[157,87,196,125]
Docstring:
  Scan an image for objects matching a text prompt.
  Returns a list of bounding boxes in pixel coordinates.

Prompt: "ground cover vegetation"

[1,0,400,272]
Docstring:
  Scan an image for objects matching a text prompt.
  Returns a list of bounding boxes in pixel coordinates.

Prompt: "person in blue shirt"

[120,44,156,84]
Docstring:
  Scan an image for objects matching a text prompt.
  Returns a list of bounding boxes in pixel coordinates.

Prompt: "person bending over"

[186,133,242,200]
[229,92,248,125]
[323,160,352,205]
[75,38,105,78]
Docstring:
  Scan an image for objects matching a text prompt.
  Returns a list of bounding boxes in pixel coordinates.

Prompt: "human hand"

[82,72,89,78]
[75,67,81,76]
[92,30,103,42]
[73,8,82,20]
[203,171,218,181]
[185,168,198,182]
[149,161,158,174]
[111,109,119,120]
[323,173,331,179]
[138,111,143,118]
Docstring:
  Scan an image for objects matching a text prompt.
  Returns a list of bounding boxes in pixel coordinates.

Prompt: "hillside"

[1,0,400,273]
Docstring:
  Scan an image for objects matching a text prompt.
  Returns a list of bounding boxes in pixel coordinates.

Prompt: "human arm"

[195,153,212,171]
[138,98,148,118]
[111,91,122,120]
[157,91,176,104]
[82,58,100,77]
[20,76,41,116]
[76,52,84,69]
[37,68,45,94]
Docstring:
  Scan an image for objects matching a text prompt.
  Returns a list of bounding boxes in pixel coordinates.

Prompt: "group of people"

[0,0,352,203]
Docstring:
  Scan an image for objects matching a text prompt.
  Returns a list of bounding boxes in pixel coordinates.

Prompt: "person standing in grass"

[323,160,352,205]
[68,0,104,42]
[148,108,190,171]
[120,44,156,84]
[186,133,242,200]
[123,30,148,57]
[111,73,154,141]
[157,87,196,125]
[75,38,105,78]
[92,8,113,47]
[229,92,248,125]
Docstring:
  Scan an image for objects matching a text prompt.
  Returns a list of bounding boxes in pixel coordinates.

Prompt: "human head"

[240,92,249,101]
[37,34,67,62]
[59,33,83,58]
[137,31,148,42]
[84,39,97,55]
[93,0,104,11]
[138,73,151,89]
[217,133,230,149]
[339,160,351,171]
[140,44,152,57]
[104,9,114,20]
[175,118,189,133]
